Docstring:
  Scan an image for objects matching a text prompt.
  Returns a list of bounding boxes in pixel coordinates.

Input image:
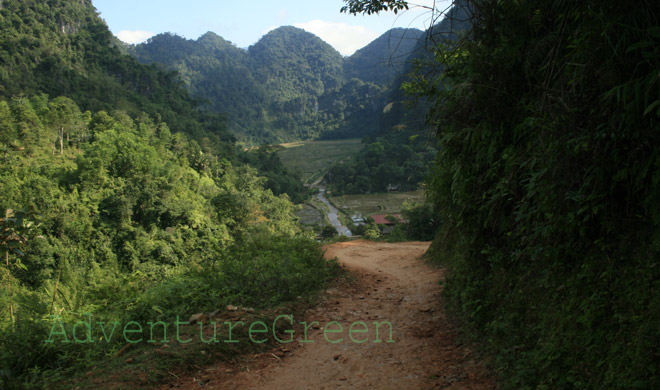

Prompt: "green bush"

[321,225,338,239]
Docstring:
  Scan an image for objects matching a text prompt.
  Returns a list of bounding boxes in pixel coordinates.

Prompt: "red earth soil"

[163,240,497,390]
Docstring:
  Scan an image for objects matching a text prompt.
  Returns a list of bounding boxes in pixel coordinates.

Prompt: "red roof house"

[371,214,404,225]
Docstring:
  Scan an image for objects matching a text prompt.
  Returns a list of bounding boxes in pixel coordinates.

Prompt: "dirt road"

[168,240,496,389]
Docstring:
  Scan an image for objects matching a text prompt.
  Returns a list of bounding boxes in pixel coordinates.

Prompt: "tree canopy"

[340,0,410,15]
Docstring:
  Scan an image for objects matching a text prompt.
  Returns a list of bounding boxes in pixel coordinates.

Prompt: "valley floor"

[161,240,497,389]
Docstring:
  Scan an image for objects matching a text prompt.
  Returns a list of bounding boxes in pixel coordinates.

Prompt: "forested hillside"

[343,28,422,86]
[0,1,338,388]
[347,0,660,388]
[0,0,227,141]
[130,26,424,143]
[127,32,268,142]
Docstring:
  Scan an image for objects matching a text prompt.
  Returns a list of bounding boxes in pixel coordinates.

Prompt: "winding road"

[317,186,352,237]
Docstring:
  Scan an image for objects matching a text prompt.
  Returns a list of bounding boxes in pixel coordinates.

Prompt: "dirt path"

[166,240,496,389]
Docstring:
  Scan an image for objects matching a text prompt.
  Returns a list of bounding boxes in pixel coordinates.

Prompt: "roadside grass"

[3,235,343,390]
[277,139,363,184]
[295,203,324,226]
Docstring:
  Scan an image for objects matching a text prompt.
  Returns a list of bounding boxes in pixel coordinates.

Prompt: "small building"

[351,215,365,224]
[370,214,404,226]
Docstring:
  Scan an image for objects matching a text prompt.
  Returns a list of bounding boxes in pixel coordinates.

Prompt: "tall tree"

[45,96,82,154]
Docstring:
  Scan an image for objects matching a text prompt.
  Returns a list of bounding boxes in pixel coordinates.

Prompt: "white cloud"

[116,30,155,45]
[262,25,279,36]
[293,20,380,56]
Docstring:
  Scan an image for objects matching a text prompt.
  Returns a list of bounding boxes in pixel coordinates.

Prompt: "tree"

[10,97,45,150]
[340,0,409,15]
[321,225,338,239]
[45,96,82,154]
[364,226,380,240]
[0,101,16,159]
[401,202,439,241]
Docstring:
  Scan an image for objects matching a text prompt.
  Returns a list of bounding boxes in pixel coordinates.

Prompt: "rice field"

[328,190,426,217]
[295,203,324,225]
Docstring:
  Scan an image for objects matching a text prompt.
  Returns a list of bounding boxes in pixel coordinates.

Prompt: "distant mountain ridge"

[129,26,424,144]
[344,28,424,85]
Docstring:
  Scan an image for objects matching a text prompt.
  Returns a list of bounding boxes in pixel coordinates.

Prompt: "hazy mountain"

[344,28,423,86]
[130,31,267,141]
[129,26,427,144]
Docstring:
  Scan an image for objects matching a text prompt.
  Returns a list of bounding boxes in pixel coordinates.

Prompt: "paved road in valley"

[317,186,352,237]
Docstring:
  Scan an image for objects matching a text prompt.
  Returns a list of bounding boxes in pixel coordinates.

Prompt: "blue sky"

[92,0,452,56]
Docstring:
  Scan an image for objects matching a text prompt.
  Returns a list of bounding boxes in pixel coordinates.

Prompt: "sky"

[92,0,452,56]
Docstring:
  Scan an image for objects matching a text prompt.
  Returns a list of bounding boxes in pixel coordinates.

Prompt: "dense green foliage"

[0,97,337,388]
[0,0,228,141]
[239,145,311,204]
[396,202,440,241]
[419,1,660,388]
[0,1,340,387]
[130,26,424,144]
[340,0,410,16]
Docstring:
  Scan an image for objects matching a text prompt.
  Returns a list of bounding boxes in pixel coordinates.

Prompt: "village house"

[370,214,405,234]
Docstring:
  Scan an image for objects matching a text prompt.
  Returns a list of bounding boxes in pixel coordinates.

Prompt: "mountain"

[131,26,348,143]
[130,31,267,141]
[343,28,423,86]
[129,26,426,144]
[0,0,225,139]
[249,26,343,104]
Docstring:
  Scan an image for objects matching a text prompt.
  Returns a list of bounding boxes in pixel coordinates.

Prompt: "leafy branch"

[340,0,410,15]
